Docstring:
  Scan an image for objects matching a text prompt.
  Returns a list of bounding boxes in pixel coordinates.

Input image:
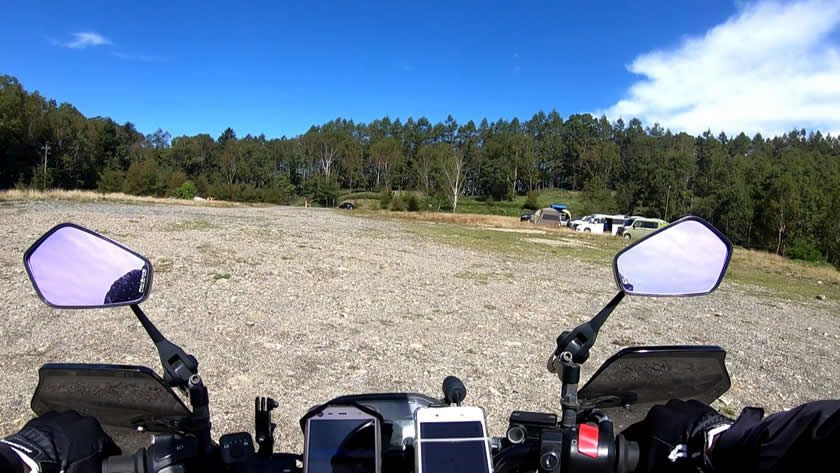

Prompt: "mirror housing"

[24,223,154,309]
[613,217,732,297]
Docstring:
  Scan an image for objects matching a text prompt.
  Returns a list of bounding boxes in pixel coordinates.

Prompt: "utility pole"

[41,142,51,191]
[664,185,672,221]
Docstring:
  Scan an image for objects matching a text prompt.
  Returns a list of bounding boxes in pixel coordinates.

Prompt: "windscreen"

[578,347,730,431]
[306,419,376,473]
[31,364,190,433]
[419,421,490,473]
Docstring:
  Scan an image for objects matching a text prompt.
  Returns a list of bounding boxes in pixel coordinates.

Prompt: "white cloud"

[60,32,111,49]
[603,0,840,137]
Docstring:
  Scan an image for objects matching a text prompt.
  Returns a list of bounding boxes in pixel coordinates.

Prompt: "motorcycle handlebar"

[101,433,640,473]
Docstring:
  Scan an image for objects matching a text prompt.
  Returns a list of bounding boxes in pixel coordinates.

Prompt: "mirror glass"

[614,218,730,296]
[26,225,151,308]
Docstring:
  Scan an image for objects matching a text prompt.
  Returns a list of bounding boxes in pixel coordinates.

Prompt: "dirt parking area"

[1,200,838,452]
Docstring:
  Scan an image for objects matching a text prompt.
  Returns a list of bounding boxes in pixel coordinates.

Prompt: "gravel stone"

[1,201,839,453]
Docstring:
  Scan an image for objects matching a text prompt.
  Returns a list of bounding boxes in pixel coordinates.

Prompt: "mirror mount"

[130,304,214,457]
[549,291,625,369]
[547,291,625,428]
[130,304,199,390]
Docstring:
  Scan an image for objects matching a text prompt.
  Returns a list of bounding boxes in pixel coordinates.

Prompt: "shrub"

[406,193,420,211]
[379,188,392,209]
[581,176,618,216]
[389,195,406,211]
[523,191,539,210]
[340,191,381,201]
[174,180,198,200]
[785,239,823,262]
[264,174,297,204]
[97,165,125,193]
[163,170,187,196]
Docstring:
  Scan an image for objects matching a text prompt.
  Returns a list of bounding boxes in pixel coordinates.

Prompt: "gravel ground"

[1,200,838,453]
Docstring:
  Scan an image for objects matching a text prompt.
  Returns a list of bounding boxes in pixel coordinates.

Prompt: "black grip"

[102,451,146,473]
[615,434,640,473]
[442,376,467,405]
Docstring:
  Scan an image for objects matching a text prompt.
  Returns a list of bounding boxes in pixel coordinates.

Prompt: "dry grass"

[358,210,577,235]
[0,189,246,208]
[731,248,840,285]
[357,209,840,300]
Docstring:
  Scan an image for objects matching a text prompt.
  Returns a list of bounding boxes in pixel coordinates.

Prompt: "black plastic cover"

[578,346,731,431]
[30,363,191,433]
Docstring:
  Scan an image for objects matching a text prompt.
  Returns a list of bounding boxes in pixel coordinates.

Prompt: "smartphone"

[303,405,382,473]
[414,406,494,473]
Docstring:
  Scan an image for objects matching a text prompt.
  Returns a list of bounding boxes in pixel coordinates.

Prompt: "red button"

[578,423,599,458]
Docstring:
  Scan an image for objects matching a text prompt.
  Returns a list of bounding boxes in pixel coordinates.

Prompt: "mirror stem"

[550,291,625,367]
[560,359,580,428]
[130,304,199,389]
[131,304,165,343]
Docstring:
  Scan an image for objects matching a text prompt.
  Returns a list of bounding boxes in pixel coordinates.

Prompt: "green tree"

[581,176,618,215]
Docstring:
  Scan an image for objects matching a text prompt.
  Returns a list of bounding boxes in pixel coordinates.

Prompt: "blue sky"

[3,1,839,138]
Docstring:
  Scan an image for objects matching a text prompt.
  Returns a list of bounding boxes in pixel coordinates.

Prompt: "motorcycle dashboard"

[30,363,191,433]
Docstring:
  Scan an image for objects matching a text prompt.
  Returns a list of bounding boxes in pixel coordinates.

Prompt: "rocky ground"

[1,200,838,453]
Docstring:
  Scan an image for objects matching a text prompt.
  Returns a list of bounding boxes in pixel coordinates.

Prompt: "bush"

[389,195,406,211]
[379,188,392,209]
[174,180,198,200]
[97,165,125,193]
[406,193,420,211]
[523,191,539,210]
[162,170,187,196]
[264,174,297,205]
[122,158,165,196]
[340,191,381,201]
[581,176,618,216]
[785,239,823,262]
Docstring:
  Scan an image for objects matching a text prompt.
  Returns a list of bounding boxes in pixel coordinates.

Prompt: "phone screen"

[419,421,490,473]
[306,419,376,473]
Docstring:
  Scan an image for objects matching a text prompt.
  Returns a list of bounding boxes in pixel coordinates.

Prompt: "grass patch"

[454,271,489,284]
[213,272,231,280]
[405,219,624,264]
[164,219,218,232]
[724,248,840,301]
[356,209,547,229]
[0,189,244,207]
[155,257,174,273]
[361,210,840,302]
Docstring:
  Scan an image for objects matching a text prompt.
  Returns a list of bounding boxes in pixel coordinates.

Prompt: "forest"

[2,74,839,266]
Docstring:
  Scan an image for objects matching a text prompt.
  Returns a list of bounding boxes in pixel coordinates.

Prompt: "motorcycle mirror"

[24,223,153,309]
[613,217,732,297]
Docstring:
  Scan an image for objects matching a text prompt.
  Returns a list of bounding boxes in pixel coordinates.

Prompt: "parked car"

[570,215,592,230]
[338,201,355,210]
[621,217,667,239]
[576,214,627,235]
[615,215,645,236]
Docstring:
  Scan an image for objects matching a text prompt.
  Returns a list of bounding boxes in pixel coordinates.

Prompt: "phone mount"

[255,397,278,455]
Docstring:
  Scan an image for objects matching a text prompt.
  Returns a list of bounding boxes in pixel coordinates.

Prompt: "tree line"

[2,74,839,266]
